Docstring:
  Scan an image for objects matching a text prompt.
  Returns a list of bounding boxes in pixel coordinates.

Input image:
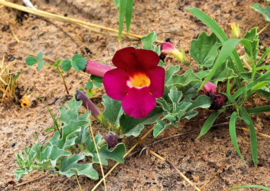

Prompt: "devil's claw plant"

[16,7,270,190]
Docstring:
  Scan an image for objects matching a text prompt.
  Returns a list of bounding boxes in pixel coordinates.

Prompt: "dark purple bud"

[209,94,224,110]
[75,90,100,117]
[103,132,118,148]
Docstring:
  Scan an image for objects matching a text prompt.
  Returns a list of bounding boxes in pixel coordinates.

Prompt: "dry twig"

[0,0,163,43]
[14,174,47,187]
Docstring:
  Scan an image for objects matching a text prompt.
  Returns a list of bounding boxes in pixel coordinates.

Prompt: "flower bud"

[75,90,108,128]
[160,42,189,65]
[230,23,241,39]
[209,94,224,110]
[202,82,216,96]
[84,61,114,77]
[103,132,118,148]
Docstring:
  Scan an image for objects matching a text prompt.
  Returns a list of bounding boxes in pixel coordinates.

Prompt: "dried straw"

[0,57,20,104]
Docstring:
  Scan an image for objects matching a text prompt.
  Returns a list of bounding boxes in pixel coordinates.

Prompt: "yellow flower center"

[127,73,150,88]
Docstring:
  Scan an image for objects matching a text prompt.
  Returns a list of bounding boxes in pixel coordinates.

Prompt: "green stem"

[98,139,107,147]
[56,67,69,95]
[45,63,69,94]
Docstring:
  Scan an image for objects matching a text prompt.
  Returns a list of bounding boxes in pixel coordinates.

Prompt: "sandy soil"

[1,0,270,190]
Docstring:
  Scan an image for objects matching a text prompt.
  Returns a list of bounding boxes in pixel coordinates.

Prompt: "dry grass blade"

[148,150,201,191]
[0,57,20,104]
[75,174,82,191]
[238,127,270,139]
[14,175,47,187]
[10,25,20,43]
[89,120,107,191]
[200,159,230,190]
[0,0,163,43]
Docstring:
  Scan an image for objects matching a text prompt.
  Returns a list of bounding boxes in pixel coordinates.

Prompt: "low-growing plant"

[15,7,270,190]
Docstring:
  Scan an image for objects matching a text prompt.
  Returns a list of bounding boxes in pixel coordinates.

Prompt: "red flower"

[103,47,165,119]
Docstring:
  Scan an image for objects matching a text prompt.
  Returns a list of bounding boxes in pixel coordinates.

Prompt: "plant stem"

[56,66,69,94]
[45,63,69,94]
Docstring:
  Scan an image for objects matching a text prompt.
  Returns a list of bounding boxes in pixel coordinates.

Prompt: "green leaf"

[256,47,270,66]
[196,111,221,139]
[59,154,98,179]
[239,107,257,167]
[37,60,45,71]
[59,97,89,125]
[86,81,93,90]
[249,81,270,96]
[247,105,270,114]
[114,0,120,7]
[141,32,157,51]
[251,3,270,22]
[165,66,180,86]
[102,94,123,124]
[257,89,270,100]
[90,75,103,83]
[153,120,167,138]
[93,81,102,88]
[61,59,71,71]
[53,59,62,67]
[228,184,270,191]
[49,121,88,150]
[120,107,163,137]
[187,8,244,73]
[229,112,247,166]
[71,61,80,72]
[166,69,201,88]
[72,54,83,61]
[37,52,43,61]
[15,168,29,181]
[190,32,221,68]
[26,56,38,66]
[243,27,259,59]
[83,133,126,165]
[186,95,211,111]
[199,38,252,90]
[44,127,55,132]
[168,86,182,104]
[75,58,87,70]
[118,0,127,41]
[210,62,238,85]
[125,0,133,33]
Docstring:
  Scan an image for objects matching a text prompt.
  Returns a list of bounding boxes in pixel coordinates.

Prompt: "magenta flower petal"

[131,49,160,70]
[112,47,160,75]
[103,68,129,100]
[122,87,156,119]
[148,66,165,98]
[112,47,137,73]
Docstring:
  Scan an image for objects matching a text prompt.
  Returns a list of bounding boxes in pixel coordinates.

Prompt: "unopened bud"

[160,42,189,65]
[103,132,118,148]
[84,61,114,77]
[209,94,224,110]
[76,90,108,128]
[230,23,241,39]
[202,82,216,96]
